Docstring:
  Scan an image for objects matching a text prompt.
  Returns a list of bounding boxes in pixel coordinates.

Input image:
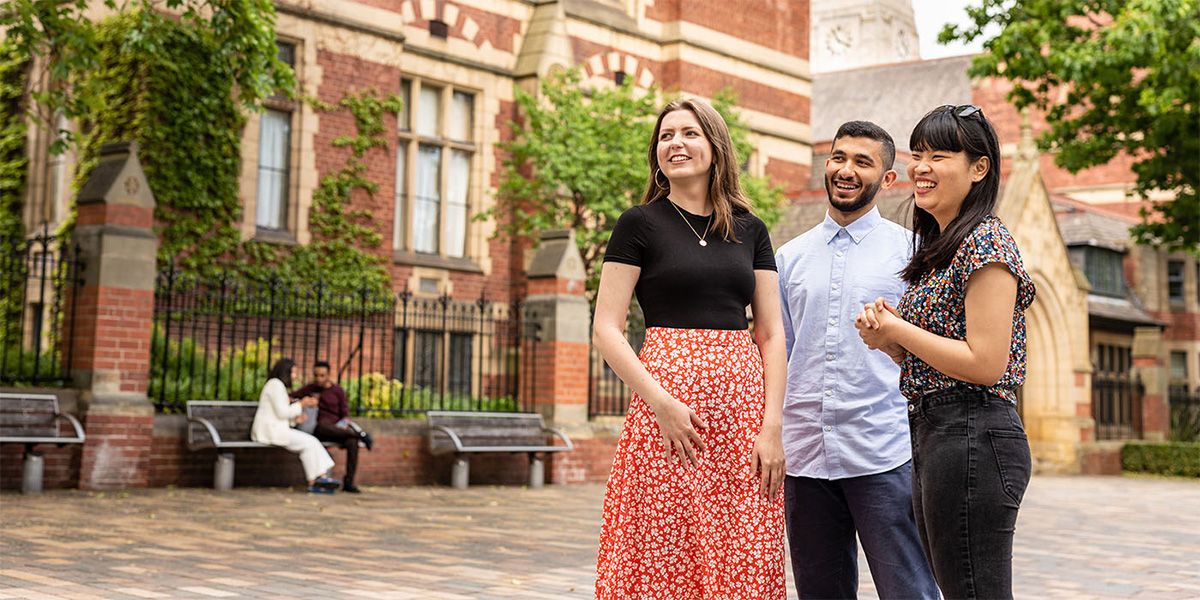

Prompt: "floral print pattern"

[596,327,786,600]
[898,216,1036,403]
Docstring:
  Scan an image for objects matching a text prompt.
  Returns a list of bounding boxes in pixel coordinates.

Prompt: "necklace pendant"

[699,239,708,247]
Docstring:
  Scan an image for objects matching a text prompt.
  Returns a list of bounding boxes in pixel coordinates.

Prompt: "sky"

[911,0,996,59]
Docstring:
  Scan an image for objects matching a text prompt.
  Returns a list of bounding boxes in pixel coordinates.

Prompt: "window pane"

[449,91,473,141]
[414,331,441,392]
[276,41,295,67]
[399,80,411,132]
[393,143,407,250]
[417,85,441,137]
[449,332,472,396]
[1168,260,1185,302]
[414,144,441,254]
[1170,351,1188,381]
[446,150,470,258]
[256,109,291,229]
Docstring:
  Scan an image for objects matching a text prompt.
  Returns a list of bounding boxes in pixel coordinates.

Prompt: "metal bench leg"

[528,454,544,489]
[451,456,469,490]
[22,446,44,494]
[214,452,235,491]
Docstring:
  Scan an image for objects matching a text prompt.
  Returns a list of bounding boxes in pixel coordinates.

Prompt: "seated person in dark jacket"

[291,360,365,493]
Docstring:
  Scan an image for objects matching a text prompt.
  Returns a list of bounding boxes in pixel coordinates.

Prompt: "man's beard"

[825,175,883,215]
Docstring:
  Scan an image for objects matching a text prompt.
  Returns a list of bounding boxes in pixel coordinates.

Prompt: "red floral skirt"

[596,327,785,600]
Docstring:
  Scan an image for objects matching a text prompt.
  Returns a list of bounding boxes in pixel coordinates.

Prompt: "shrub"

[1121,442,1200,478]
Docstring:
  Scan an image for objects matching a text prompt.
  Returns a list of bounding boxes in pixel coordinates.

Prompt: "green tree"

[492,68,786,294]
[942,0,1200,253]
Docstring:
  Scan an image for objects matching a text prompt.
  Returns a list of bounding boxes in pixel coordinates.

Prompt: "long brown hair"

[640,98,755,242]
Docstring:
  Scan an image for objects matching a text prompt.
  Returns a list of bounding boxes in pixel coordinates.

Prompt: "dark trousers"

[784,461,938,599]
[313,421,358,486]
[909,387,1032,600]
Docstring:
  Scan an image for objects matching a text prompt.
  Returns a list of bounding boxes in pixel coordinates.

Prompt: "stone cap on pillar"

[77,141,155,210]
[528,229,586,281]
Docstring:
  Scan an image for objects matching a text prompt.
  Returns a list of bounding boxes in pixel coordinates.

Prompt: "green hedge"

[1121,442,1200,478]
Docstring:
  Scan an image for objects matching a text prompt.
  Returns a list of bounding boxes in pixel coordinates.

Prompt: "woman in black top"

[593,98,787,599]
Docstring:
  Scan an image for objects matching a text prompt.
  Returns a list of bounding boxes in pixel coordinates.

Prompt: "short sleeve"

[603,206,648,266]
[749,215,777,271]
[957,218,1036,311]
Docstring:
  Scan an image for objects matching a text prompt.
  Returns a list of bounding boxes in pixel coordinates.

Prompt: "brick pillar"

[70,142,158,490]
[523,229,591,427]
[1132,326,1169,441]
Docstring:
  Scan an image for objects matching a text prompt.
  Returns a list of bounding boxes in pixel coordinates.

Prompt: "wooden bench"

[0,392,86,494]
[185,400,361,490]
[427,411,573,489]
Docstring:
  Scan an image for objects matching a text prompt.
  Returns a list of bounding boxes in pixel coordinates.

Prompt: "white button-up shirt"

[775,206,914,479]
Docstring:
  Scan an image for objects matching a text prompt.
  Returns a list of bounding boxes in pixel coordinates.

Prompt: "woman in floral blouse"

[855,104,1035,600]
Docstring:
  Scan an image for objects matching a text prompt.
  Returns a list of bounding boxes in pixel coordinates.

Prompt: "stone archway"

[1021,271,1089,471]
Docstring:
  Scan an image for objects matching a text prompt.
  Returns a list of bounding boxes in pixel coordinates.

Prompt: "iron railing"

[152,266,537,416]
[588,310,645,418]
[1168,384,1200,442]
[0,226,83,387]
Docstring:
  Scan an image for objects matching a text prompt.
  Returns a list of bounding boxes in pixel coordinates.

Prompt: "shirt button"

[826,353,835,361]
[828,318,836,326]
[832,283,840,290]
[908,404,916,412]
[825,390,833,396]
[824,425,833,432]
[836,252,844,258]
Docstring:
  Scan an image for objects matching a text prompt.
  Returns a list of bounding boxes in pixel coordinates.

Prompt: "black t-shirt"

[603,199,777,330]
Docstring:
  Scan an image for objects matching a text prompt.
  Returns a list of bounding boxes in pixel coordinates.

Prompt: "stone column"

[1132,326,1169,441]
[70,142,159,490]
[523,229,591,426]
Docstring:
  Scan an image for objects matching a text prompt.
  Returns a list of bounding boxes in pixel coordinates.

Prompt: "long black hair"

[900,105,1002,285]
[268,358,295,388]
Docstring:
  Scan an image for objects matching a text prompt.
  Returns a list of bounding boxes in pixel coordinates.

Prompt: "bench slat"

[0,394,81,445]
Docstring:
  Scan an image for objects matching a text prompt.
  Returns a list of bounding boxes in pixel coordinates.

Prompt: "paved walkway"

[1,475,1197,599]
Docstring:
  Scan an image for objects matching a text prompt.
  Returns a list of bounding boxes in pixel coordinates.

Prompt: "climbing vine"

[240,90,401,293]
[63,10,394,293]
[0,39,27,242]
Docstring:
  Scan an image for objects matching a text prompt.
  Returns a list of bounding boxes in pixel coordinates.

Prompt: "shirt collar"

[822,205,884,245]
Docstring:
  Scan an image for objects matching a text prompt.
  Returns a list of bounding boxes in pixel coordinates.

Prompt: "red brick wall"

[0,444,82,491]
[765,158,811,199]
[644,0,809,60]
[145,415,619,488]
[79,413,155,490]
[352,0,522,53]
[1150,311,1200,341]
[67,288,154,393]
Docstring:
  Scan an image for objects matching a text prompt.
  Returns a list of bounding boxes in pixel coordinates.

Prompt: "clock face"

[825,25,853,55]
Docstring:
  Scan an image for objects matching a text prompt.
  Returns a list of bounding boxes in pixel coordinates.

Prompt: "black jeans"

[313,421,358,487]
[909,386,1032,599]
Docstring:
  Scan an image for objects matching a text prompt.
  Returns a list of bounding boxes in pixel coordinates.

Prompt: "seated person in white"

[251,358,340,493]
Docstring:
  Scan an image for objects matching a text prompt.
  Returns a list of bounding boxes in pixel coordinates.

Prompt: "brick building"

[790,2,1199,472]
[5,0,815,490]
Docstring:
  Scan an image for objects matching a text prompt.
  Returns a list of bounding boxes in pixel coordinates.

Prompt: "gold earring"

[653,168,669,191]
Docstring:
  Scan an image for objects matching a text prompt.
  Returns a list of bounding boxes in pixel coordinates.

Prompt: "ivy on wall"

[65,10,396,294]
[240,90,401,293]
[0,40,27,242]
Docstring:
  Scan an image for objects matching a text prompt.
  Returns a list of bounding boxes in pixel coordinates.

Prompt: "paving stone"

[0,476,1197,598]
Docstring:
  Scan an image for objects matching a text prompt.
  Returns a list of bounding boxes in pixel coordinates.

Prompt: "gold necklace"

[668,200,713,247]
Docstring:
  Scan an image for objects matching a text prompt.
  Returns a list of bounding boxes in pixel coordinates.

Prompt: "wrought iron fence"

[152,266,537,416]
[1092,371,1143,441]
[588,309,645,418]
[1169,384,1200,442]
[0,226,83,387]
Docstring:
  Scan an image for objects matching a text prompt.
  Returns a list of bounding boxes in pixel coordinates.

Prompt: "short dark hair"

[313,360,331,371]
[832,121,896,170]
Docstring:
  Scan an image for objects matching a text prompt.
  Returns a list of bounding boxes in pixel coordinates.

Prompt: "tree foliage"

[493,68,786,294]
[943,0,1200,253]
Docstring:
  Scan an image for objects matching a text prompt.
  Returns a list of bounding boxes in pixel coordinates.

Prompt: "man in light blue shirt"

[775,121,937,599]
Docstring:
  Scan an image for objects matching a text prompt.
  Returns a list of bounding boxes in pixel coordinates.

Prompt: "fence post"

[69,141,158,490]
[1131,326,1168,441]
[523,229,591,426]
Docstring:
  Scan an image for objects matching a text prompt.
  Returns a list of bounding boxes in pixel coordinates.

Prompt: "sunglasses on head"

[940,104,983,119]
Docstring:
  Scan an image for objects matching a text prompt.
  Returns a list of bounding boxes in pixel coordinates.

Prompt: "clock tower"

[811,0,921,73]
